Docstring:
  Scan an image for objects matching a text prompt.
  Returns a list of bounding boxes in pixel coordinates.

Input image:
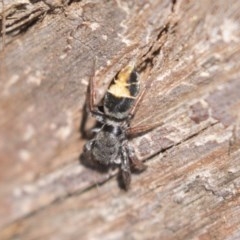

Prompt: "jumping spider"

[83,62,156,190]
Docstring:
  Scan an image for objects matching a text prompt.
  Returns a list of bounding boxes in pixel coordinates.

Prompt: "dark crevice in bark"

[138,23,170,73]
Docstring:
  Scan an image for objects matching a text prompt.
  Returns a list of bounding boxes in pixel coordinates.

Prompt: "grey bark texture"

[0,0,240,239]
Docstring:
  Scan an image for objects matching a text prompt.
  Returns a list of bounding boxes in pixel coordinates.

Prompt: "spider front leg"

[120,146,132,190]
[120,144,147,190]
[128,144,147,172]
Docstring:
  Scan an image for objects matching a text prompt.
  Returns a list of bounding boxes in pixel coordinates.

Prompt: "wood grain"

[0,0,240,239]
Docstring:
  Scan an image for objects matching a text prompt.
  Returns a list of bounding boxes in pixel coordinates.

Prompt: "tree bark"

[0,0,240,239]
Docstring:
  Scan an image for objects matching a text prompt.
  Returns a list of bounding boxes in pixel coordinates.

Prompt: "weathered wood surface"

[0,0,240,239]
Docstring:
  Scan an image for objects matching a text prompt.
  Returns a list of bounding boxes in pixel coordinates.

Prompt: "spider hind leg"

[87,58,104,118]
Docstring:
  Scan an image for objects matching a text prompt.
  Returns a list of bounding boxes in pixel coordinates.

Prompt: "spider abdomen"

[104,65,140,120]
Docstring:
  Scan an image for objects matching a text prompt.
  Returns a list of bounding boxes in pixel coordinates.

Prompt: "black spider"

[82,63,156,190]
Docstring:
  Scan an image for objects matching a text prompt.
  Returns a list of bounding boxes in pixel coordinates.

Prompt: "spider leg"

[87,58,104,118]
[128,74,154,119]
[128,85,147,119]
[81,139,96,167]
[81,63,105,138]
[128,145,147,172]
[126,122,161,137]
[120,146,132,190]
